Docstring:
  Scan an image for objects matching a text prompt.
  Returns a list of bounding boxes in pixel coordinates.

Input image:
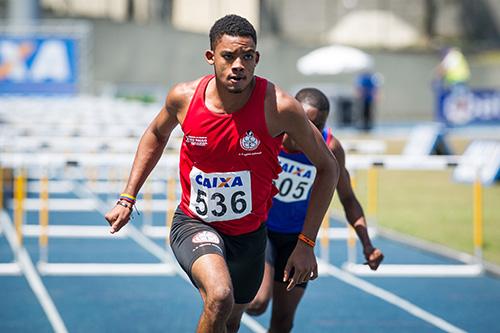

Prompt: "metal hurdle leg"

[38,169,49,264]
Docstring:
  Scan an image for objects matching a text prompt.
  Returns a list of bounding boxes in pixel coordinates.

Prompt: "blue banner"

[436,88,500,126]
[0,36,79,94]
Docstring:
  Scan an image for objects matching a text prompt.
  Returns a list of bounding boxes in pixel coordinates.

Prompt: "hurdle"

[142,179,154,231]
[0,155,180,277]
[0,167,22,276]
[39,170,49,264]
[347,170,358,265]
[0,167,26,275]
[342,155,484,277]
[473,168,483,260]
[33,178,177,277]
[320,202,331,262]
[166,176,176,244]
[0,167,3,214]
[14,168,26,248]
[312,168,382,263]
[0,153,489,278]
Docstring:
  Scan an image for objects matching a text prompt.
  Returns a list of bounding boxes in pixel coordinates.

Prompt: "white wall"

[172,0,259,34]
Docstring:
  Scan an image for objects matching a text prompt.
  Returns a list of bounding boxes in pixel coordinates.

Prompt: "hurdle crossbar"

[342,262,483,277]
[0,262,22,276]
[37,262,176,276]
[23,225,129,238]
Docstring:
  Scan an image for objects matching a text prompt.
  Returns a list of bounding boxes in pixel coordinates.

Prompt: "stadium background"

[1,1,500,332]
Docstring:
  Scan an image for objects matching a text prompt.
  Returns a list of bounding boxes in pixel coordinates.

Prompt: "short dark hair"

[295,88,330,130]
[209,14,257,50]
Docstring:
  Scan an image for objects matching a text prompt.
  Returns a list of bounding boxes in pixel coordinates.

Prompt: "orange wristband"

[298,233,315,247]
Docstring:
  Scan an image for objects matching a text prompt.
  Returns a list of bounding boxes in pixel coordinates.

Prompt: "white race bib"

[189,167,252,222]
[274,157,316,203]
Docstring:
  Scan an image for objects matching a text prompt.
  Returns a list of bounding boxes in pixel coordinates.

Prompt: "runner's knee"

[205,285,234,318]
[270,312,294,333]
[226,319,241,333]
[246,297,270,316]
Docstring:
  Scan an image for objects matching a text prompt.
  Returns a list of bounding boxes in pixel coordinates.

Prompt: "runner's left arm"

[271,88,339,290]
[331,137,383,270]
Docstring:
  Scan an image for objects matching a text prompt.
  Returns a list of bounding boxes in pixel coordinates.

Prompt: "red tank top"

[179,75,282,235]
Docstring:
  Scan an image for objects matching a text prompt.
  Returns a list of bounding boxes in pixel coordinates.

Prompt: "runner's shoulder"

[166,78,202,112]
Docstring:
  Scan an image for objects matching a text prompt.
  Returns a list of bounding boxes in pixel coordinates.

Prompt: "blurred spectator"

[435,47,470,90]
[355,71,379,131]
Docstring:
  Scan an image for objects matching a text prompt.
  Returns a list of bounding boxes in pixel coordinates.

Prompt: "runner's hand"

[105,203,132,234]
[363,247,384,270]
[283,241,318,291]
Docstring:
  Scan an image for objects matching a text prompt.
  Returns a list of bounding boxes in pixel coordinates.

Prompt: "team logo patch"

[185,135,208,146]
[240,130,260,151]
[192,231,220,244]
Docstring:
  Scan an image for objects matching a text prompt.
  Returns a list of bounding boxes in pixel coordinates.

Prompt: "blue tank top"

[266,129,332,233]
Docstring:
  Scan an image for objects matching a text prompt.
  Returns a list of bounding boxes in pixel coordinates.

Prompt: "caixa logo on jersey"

[280,160,314,179]
[439,89,500,126]
[194,174,245,188]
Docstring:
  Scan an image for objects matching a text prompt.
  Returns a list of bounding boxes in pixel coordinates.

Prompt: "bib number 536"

[194,190,247,217]
[189,168,252,222]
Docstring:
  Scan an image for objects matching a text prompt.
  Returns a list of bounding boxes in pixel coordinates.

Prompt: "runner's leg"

[192,254,235,333]
[246,262,274,315]
[269,282,305,333]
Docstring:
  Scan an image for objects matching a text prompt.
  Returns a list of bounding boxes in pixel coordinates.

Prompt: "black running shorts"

[170,207,267,304]
[266,229,308,289]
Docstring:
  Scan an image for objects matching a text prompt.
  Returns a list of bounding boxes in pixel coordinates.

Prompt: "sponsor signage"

[0,36,79,94]
[437,89,500,126]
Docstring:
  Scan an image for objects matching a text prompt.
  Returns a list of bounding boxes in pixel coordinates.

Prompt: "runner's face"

[302,103,326,131]
[283,103,324,151]
[205,34,259,93]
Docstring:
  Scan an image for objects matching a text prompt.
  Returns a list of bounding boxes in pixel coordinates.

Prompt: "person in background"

[356,71,380,131]
[246,87,384,333]
[435,47,470,90]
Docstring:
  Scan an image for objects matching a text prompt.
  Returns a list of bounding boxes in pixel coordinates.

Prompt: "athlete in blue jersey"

[246,88,384,332]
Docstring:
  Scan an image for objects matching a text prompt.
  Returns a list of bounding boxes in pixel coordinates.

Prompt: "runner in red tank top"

[104,15,340,333]
[179,74,282,236]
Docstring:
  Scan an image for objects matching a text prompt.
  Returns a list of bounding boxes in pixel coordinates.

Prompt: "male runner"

[246,88,384,332]
[104,16,339,333]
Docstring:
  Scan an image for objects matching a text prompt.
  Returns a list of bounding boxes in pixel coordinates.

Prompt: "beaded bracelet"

[119,196,136,205]
[298,233,316,247]
[116,200,133,211]
[117,193,140,216]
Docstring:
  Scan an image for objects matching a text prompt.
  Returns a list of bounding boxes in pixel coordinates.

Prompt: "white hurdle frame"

[340,154,484,277]
[0,153,487,277]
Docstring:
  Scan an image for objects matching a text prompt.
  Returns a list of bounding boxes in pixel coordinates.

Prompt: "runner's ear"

[205,50,215,65]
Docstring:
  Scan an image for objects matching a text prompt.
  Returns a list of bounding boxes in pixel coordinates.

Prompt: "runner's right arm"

[105,83,189,233]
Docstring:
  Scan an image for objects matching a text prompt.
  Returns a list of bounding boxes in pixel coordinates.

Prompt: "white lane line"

[0,210,68,333]
[318,259,467,333]
[72,182,267,333]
